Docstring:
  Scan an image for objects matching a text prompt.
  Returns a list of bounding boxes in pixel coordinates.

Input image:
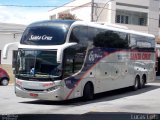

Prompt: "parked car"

[0,68,10,86]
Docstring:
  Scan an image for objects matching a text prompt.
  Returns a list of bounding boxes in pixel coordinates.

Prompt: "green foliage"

[58,13,77,20]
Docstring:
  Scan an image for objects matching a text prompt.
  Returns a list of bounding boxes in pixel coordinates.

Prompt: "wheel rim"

[2,79,9,86]
[141,78,145,87]
[135,78,139,89]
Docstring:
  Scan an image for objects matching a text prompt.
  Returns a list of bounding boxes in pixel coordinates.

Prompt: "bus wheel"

[132,76,140,91]
[83,82,94,100]
[141,75,146,88]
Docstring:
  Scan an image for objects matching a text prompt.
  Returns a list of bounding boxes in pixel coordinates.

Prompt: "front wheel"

[83,83,94,100]
[1,78,9,86]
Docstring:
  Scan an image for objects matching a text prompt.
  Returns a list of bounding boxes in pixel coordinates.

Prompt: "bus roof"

[27,20,155,38]
[28,19,76,28]
[72,21,155,38]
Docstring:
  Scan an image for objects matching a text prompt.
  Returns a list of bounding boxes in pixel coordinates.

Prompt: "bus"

[3,20,156,101]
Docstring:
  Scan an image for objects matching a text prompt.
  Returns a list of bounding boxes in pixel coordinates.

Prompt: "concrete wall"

[0,23,26,84]
[116,0,149,6]
[0,23,25,65]
[0,33,22,64]
[71,3,91,21]
[148,0,160,36]
[49,0,92,20]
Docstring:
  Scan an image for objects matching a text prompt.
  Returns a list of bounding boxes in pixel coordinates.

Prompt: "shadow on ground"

[20,83,160,106]
[1,112,159,120]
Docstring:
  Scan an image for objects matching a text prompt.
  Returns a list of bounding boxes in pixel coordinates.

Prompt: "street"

[0,81,160,115]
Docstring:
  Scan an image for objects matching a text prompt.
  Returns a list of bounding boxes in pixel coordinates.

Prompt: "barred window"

[116,15,128,24]
[139,18,145,26]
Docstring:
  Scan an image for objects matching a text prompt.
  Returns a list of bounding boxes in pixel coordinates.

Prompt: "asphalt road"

[0,81,160,116]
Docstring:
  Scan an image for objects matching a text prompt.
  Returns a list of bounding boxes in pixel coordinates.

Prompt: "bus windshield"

[20,26,67,45]
[16,50,62,80]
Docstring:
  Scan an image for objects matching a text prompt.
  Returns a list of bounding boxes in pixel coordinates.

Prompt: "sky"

[0,0,72,25]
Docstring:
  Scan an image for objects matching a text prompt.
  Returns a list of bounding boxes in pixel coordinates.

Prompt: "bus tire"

[141,75,146,88]
[132,76,140,91]
[83,82,94,100]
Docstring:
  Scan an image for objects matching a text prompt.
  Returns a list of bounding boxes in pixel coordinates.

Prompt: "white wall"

[0,33,22,64]
[71,4,91,21]
[0,23,26,65]
[148,0,160,36]
[116,0,149,6]
[48,0,92,19]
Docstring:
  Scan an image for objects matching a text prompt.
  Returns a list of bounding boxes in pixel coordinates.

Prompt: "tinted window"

[88,27,106,42]
[16,50,61,80]
[70,26,129,48]
[63,45,85,78]
[69,26,88,47]
[93,30,129,48]
[130,34,155,49]
[21,26,68,45]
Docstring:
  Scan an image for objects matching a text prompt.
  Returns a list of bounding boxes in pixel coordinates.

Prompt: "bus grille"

[23,88,45,92]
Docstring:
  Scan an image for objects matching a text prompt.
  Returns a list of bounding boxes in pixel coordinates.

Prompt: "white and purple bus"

[3,20,156,100]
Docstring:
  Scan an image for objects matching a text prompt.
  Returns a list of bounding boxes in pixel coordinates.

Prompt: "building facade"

[0,23,26,65]
[49,0,160,76]
[48,0,160,37]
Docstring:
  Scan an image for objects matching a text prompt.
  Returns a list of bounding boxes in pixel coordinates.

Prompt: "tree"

[58,13,77,20]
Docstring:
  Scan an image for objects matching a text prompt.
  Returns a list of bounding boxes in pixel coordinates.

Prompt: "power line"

[0,4,159,21]
[0,4,91,8]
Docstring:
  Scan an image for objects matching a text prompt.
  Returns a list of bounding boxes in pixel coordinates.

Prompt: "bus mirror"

[2,42,19,59]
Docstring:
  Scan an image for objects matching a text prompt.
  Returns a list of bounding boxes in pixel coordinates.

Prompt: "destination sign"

[29,35,53,41]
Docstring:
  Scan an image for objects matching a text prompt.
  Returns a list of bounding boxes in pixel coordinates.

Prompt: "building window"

[116,10,147,26]
[116,15,128,24]
[139,18,145,26]
[12,50,18,68]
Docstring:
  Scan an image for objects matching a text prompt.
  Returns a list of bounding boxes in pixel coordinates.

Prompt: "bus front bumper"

[15,86,64,101]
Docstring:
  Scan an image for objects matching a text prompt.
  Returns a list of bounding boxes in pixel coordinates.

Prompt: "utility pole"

[91,0,115,23]
[91,0,94,22]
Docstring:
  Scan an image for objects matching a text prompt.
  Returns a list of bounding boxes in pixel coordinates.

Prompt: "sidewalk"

[153,76,160,83]
[156,76,160,80]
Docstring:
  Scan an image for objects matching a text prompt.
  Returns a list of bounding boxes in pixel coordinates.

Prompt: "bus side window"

[63,46,85,78]
[129,35,137,48]
[93,30,129,48]
[63,56,74,77]
[129,34,154,49]
[69,26,88,47]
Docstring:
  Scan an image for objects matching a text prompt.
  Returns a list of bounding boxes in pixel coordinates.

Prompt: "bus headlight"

[46,85,60,91]
[16,83,23,90]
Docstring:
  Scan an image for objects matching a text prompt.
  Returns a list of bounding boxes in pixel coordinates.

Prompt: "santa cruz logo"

[88,51,103,62]
[29,35,53,41]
